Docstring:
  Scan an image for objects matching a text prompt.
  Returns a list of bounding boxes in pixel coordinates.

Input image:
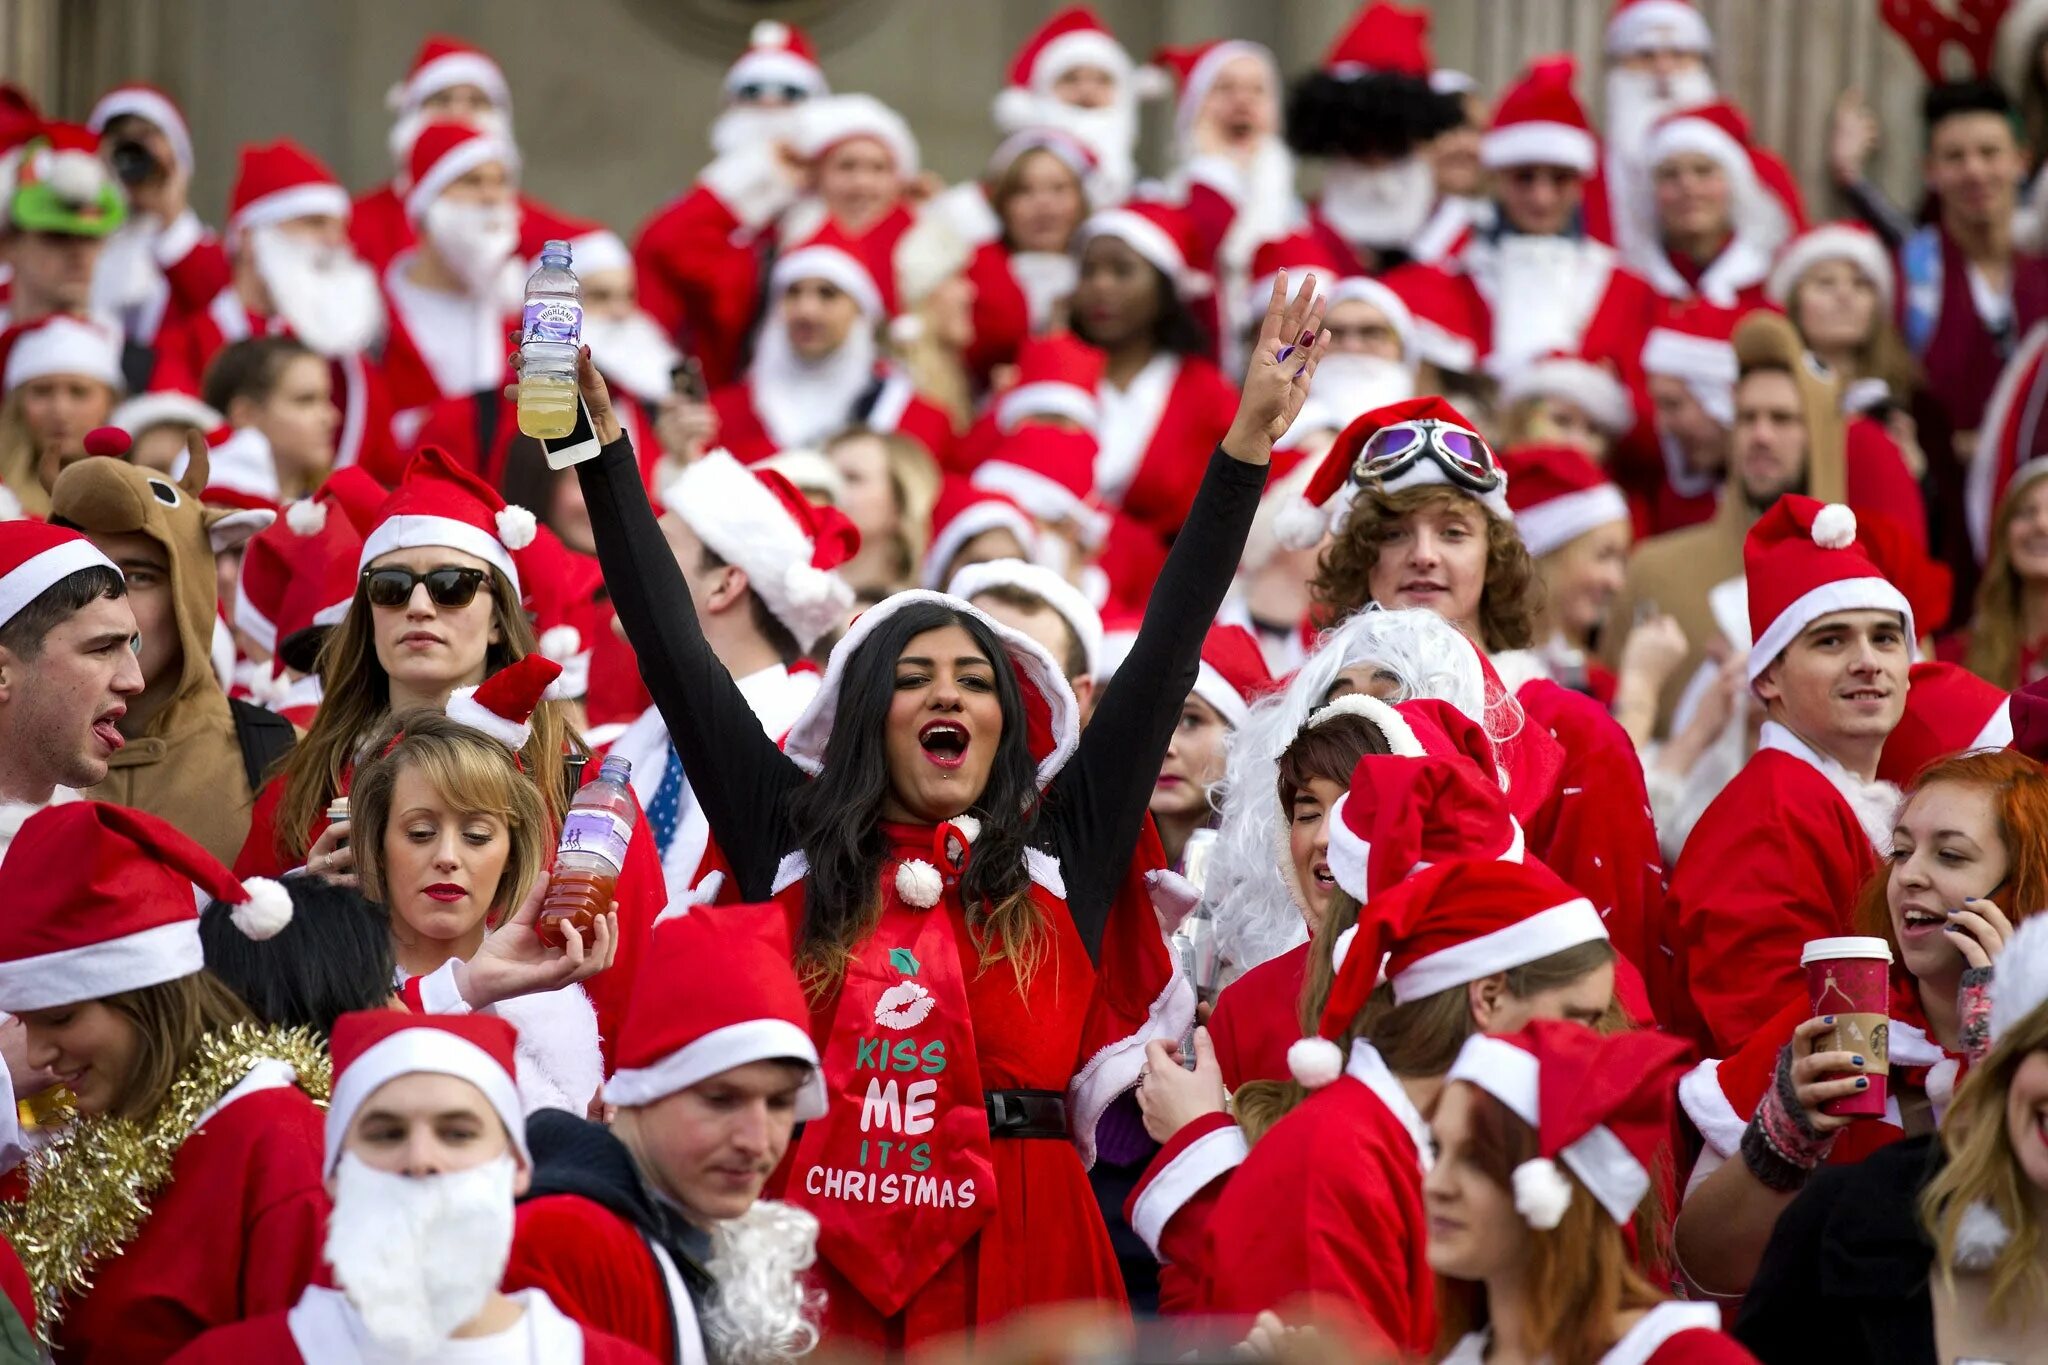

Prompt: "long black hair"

[201,878,395,1038]
[786,600,1047,990]
[1069,256,1214,359]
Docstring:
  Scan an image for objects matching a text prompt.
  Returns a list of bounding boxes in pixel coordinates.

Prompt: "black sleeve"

[1840,179,1913,251]
[1731,1166,1848,1363]
[1045,447,1267,958]
[575,433,803,900]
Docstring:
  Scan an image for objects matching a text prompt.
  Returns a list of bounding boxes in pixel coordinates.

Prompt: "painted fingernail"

[1298,329,1316,347]
[1852,1056,1865,1067]
[1855,1077,1869,1089]
[1274,345,1295,364]
[1824,1015,1836,1025]
[1944,924,1959,932]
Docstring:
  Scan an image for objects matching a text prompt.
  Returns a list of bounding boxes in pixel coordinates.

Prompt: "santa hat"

[227,139,351,242]
[1643,102,1779,236]
[1991,911,2048,1045]
[1640,307,1741,427]
[1,314,123,395]
[994,7,1141,131]
[1192,622,1274,729]
[1743,496,1916,684]
[770,222,889,322]
[1875,661,2014,787]
[86,83,193,176]
[1274,395,1508,553]
[1288,858,1608,1086]
[403,120,518,224]
[0,802,293,1011]
[1322,1,1435,77]
[201,425,281,509]
[327,1012,528,1174]
[986,125,1098,189]
[0,522,118,633]
[970,427,1110,546]
[1497,357,1634,437]
[1483,55,1598,175]
[1767,222,1896,316]
[111,391,222,441]
[8,123,124,237]
[920,480,1039,589]
[1504,445,1631,560]
[1151,40,1278,147]
[946,557,1105,678]
[387,35,511,116]
[236,489,363,665]
[1605,0,1714,57]
[1324,748,1523,905]
[724,19,828,99]
[1447,1020,1694,1227]
[793,93,918,178]
[320,466,392,537]
[606,901,825,1117]
[444,653,561,751]
[510,528,598,701]
[785,590,1080,791]
[1243,233,1351,318]
[661,449,859,652]
[360,445,536,595]
[997,333,1105,434]
[1076,202,1210,298]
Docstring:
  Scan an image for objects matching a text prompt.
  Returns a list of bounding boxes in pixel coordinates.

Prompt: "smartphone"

[540,391,604,470]
[670,355,706,402]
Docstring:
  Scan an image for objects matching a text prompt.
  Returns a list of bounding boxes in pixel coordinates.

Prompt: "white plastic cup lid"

[1800,935,1894,966]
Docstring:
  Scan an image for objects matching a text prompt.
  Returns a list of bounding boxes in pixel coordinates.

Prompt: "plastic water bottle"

[540,755,636,947]
[518,239,581,440]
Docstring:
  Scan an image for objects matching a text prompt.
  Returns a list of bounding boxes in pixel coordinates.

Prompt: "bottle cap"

[542,238,571,261]
[599,754,632,783]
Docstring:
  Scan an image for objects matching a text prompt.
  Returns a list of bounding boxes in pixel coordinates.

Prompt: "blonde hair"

[347,709,551,926]
[0,392,54,519]
[104,972,258,1122]
[825,428,941,588]
[1968,475,2048,689]
[271,563,579,864]
[1921,1001,2048,1322]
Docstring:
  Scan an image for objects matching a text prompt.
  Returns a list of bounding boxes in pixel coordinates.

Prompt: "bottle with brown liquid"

[540,755,635,947]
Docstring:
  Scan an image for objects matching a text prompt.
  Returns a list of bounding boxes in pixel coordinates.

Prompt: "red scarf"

[787,822,999,1318]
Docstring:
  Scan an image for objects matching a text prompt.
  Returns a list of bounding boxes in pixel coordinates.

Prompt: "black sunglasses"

[362,566,492,610]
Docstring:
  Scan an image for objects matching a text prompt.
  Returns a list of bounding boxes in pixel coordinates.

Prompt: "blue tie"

[645,745,686,855]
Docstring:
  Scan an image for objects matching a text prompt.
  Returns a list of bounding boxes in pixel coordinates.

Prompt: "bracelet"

[1739,1119,1813,1192]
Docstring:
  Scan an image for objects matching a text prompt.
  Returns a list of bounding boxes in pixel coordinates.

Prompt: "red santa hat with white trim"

[1483,55,1598,175]
[403,120,519,225]
[1150,39,1279,150]
[993,7,1146,130]
[947,557,1105,679]
[1641,305,1741,427]
[1446,1019,1693,1227]
[792,92,918,178]
[327,1011,528,1172]
[970,427,1110,548]
[606,901,826,1117]
[1504,445,1632,560]
[1,314,123,396]
[1497,357,1635,438]
[1605,0,1714,58]
[997,333,1105,435]
[86,83,194,177]
[1875,661,2014,788]
[359,445,536,597]
[445,652,561,752]
[0,522,119,631]
[1274,395,1509,553]
[724,20,828,100]
[1324,748,1525,906]
[1076,201,1211,299]
[1289,857,1608,1087]
[660,448,859,653]
[920,480,1040,590]
[1191,622,1274,730]
[197,425,281,510]
[770,220,890,321]
[1767,221,1895,315]
[227,138,352,244]
[387,34,511,116]
[1642,101,1784,240]
[1244,234,1350,323]
[1744,495,1916,684]
[1321,1,1435,77]
[0,802,294,1011]
[512,528,600,702]
[237,488,364,664]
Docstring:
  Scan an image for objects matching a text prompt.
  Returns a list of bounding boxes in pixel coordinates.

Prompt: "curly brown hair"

[1310,485,1542,652]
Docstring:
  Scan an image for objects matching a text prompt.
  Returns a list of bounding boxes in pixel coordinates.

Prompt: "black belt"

[984,1088,1068,1139]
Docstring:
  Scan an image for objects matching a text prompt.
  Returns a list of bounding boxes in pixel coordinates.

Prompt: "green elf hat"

[9,123,125,238]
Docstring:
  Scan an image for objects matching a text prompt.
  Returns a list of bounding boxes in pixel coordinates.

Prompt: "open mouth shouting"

[919,719,970,770]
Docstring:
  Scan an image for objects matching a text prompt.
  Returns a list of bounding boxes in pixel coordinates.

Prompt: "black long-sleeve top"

[578,433,1264,962]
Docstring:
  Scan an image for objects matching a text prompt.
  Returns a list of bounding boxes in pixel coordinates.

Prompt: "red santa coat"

[963,241,1034,382]
[708,369,956,467]
[506,1197,687,1365]
[1190,1039,1433,1355]
[1207,940,1309,1092]
[348,183,596,275]
[150,288,400,481]
[375,263,517,447]
[1389,245,1657,385]
[1662,724,1888,1056]
[166,1286,659,1364]
[1439,1301,1755,1364]
[52,1067,328,1363]
[1099,356,1238,552]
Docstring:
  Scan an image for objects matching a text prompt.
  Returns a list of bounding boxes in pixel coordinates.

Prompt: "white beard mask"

[584,309,683,405]
[388,106,513,176]
[748,315,878,450]
[1320,156,1437,252]
[252,226,387,357]
[325,1153,518,1361]
[422,198,522,301]
[701,1200,823,1365]
[1025,96,1138,206]
[1603,67,1717,163]
[1284,353,1417,447]
[710,103,807,158]
[91,219,164,319]
[1008,252,1077,331]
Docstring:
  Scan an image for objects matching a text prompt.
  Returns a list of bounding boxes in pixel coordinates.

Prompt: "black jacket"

[1734,1134,1940,1364]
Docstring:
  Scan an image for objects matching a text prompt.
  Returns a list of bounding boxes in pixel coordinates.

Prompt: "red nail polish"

[1298,330,1315,347]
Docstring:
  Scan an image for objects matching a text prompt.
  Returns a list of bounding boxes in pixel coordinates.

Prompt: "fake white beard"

[1286,352,1416,442]
[422,198,522,301]
[1476,234,1604,372]
[90,219,164,317]
[1319,155,1437,251]
[1215,139,1302,271]
[700,1200,824,1365]
[252,226,387,357]
[749,317,877,450]
[585,309,683,405]
[1024,95,1138,205]
[388,106,513,177]
[1009,252,1078,331]
[1603,66,1718,165]
[711,103,807,158]
[325,1153,518,1361]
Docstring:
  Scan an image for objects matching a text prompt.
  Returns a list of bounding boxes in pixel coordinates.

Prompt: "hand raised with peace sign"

[1221,269,1329,468]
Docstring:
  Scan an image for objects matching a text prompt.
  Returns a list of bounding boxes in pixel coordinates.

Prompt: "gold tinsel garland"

[0,1023,331,1340]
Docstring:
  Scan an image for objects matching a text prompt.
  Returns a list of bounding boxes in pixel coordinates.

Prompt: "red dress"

[1207,940,1309,1092]
[52,1074,328,1363]
[964,241,1034,381]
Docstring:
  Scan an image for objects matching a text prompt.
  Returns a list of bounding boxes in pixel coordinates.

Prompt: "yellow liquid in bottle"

[518,373,579,439]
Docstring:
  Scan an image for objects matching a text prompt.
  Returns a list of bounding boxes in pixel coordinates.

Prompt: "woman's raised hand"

[456,874,621,1010]
[504,338,624,446]
[1222,269,1328,468]
[304,818,357,889]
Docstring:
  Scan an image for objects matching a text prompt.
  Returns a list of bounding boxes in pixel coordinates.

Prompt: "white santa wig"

[1205,606,1496,979]
[702,1200,825,1365]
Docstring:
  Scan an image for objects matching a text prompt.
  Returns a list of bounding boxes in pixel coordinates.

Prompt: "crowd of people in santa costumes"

[17,0,2048,1359]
